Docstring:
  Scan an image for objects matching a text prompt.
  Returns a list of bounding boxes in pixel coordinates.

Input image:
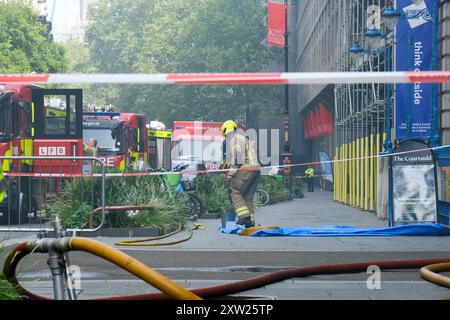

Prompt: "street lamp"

[364,28,382,51]
[381,1,401,31]
[349,42,364,65]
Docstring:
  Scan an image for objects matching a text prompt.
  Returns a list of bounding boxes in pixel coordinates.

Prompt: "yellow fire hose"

[70,238,201,299]
[3,240,449,300]
[3,238,202,300]
[420,262,450,289]
[114,223,204,247]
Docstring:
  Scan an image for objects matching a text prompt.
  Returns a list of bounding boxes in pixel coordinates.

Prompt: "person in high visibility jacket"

[221,120,260,228]
[0,164,7,204]
[305,166,315,192]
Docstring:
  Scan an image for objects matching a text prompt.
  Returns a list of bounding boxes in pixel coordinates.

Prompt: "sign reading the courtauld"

[391,140,438,225]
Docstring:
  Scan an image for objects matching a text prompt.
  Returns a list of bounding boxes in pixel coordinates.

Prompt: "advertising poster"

[391,140,437,225]
[395,0,438,139]
[319,151,333,184]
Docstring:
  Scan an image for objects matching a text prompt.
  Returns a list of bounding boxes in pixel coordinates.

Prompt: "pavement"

[1,191,450,300]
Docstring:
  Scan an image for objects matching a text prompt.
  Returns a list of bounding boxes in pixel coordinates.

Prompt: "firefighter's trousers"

[230,169,261,224]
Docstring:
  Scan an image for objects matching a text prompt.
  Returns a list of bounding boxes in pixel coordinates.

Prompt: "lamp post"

[350,0,441,151]
[349,0,439,225]
[282,0,292,200]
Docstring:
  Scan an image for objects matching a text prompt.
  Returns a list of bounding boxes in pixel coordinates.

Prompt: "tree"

[0,3,67,73]
[82,0,283,126]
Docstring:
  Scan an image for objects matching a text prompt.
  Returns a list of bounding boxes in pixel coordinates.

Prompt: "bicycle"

[254,189,270,207]
[152,165,205,221]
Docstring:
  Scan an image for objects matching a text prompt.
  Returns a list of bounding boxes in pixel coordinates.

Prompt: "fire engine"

[147,121,172,170]
[83,109,148,171]
[171,121,225,171]
[0,84,83,224]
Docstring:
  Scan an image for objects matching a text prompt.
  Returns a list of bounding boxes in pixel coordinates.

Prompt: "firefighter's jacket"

[224,131,259,177]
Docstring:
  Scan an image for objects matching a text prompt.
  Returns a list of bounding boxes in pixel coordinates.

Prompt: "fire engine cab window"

[84,129,120,151]
[43,95,67,135]
[0,100,8,138]
[69,95,77,135]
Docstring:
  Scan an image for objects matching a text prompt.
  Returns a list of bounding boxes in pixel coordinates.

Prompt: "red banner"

[267,2,286,47]
[304,104,334,140]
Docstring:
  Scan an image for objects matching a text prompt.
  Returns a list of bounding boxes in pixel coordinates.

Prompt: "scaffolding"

[333,0,391,211]
[296,0,391,212]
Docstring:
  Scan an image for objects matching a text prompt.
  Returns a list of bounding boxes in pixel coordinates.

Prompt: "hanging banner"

[267,1,286,47]
[303,104,333,140]
[319,151,333,184]
[395,0,438,140]
[391,140,438,225]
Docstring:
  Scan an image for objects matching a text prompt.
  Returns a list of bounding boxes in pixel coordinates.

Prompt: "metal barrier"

[0,156,105,233]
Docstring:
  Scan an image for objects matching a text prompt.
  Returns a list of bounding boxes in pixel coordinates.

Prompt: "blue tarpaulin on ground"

[218,224,450,237]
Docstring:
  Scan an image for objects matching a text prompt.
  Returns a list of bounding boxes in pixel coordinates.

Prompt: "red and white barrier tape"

[4,144,450,178]
[1,71,450,85]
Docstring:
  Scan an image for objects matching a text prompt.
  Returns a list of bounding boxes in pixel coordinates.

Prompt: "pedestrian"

[305,166,315,192]
[221,120,260,228]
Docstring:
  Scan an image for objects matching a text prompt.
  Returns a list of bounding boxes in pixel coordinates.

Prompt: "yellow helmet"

[221,120,238,137]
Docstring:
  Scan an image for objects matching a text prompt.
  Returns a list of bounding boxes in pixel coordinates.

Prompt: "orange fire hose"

[420,262,450,289]
[3,240,449,300]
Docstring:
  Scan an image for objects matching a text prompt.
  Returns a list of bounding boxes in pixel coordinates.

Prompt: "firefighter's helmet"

[221,120,238,137]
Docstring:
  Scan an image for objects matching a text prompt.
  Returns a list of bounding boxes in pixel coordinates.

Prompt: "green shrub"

[0,276,20,300]
[196,174,233,214]
[0,245,21,300]
[292,177,305,199]
[196,173,289,213]
[52,175,187,229]
[257,176,288,205]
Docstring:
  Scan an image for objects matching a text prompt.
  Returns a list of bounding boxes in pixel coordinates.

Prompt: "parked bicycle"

[152,165,205,221]
[254,189,270,207]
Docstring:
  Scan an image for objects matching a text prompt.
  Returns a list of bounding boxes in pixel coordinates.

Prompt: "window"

[83,128,121,153]
[43,95,68,135]
[0,98,9,140]
[33,89,82,139]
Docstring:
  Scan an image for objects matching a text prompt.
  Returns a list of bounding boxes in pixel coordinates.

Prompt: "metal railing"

[0,156,106,233]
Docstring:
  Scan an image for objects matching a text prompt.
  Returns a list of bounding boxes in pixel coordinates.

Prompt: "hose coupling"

[27,237,72,254]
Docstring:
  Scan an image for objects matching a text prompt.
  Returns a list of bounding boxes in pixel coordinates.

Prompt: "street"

[1,0,450,304]
[2,192,449,300]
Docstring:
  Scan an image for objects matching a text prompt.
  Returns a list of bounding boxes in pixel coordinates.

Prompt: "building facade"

[291,0,447,217]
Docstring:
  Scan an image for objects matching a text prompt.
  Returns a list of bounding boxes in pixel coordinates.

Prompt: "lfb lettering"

[366,265,381,290]
[367,5,381,30]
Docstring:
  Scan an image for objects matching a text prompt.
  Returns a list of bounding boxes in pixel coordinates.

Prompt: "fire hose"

[3,238,201,300]
[88,206,203,247]
[3,238,450,300]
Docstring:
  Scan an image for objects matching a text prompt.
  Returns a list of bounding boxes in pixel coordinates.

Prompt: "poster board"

[391,140,438,225]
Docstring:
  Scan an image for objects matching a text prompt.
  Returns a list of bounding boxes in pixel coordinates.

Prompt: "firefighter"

[221,120,260,228]
[305,166,315,192]
[83,138,98,157]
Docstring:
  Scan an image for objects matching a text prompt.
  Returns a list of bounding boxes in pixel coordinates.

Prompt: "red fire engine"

[0,84,84,224]
[83,110,148,171]
[172,121,225,171]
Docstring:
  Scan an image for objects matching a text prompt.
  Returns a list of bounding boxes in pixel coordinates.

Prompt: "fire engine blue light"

[83,112,121,117]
